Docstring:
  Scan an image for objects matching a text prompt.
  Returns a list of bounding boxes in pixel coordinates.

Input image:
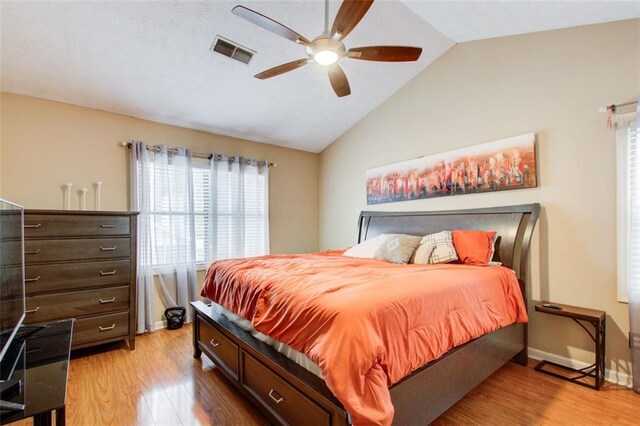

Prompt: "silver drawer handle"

[24,224,42,228]
[99,270,117,276]
[100,224,116,228]
[99,324,116,331]
[100,246,117,251]
[209,339,220,347]
[25,276,41,283]
[268,389,284,404]
[99,297,116,304]
[25,249,41,255]
[25,307,40,314]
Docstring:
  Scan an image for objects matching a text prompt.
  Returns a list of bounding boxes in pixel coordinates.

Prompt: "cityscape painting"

[366,133,537,205]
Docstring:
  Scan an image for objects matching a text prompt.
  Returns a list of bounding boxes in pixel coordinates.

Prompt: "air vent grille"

[211,36,255,64]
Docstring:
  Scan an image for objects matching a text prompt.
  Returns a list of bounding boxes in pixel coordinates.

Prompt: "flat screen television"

[0,199,25,367]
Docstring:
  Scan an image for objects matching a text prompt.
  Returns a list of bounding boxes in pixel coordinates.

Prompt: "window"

[137,157,268,269]
[210,160,269,260]
[617,109,638,302]
[192,162,211,265]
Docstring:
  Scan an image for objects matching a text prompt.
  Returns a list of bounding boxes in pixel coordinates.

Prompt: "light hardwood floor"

[11,325,639,425]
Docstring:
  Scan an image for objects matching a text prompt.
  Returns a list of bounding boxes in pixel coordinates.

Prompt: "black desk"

[0,319,73,426]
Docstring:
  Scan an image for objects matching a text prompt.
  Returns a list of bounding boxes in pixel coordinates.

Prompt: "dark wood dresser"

[23,210,138,350]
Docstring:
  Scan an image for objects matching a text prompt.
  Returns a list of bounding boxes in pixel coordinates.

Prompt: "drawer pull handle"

[24,224,42,228]
[25,249,41,255]
[100,246,117,251]
[25,307,40,314]
[99,324,116,331]
[268,389,284,404]
[25,276,41,283]
[99,270,117,276]
[99,297,116,304]
[101,224,116,228]
[209,339,220,347]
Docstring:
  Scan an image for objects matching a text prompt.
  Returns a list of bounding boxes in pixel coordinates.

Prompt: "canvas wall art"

[366,133,537,205]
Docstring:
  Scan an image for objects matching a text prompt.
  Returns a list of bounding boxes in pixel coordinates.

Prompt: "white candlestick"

[78,188,88,211]
[93,181,103,211]
[63,183,73,210]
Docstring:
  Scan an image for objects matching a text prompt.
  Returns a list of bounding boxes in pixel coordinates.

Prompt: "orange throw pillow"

[452,230,497,266]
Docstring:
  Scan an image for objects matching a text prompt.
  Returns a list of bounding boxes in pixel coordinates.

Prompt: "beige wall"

[1,93,319,325]
[320,20,639,379]
[1,93,319,254]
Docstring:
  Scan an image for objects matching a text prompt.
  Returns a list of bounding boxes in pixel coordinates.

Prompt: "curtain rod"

[598,101,637,113]
[120,141,276,168]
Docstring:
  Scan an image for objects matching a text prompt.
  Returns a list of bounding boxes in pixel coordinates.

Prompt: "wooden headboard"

[357,204,540,281]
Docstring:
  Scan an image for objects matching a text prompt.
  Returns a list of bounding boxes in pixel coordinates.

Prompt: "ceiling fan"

[232,0,423,97]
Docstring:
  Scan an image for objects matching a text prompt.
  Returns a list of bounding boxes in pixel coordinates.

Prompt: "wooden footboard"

[389,323,525,425]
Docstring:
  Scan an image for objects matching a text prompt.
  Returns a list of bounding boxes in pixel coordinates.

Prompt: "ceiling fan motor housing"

[309,36,347,61]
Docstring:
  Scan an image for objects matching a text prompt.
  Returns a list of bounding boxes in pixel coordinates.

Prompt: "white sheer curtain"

[209,154,269,260]
[631,102,640,392]
[130,142,198,333]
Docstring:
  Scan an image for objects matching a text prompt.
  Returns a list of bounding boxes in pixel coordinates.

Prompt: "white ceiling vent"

[211,36,255,65]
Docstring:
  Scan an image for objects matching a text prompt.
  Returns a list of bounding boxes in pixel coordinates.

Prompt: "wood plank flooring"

[10,324,639,425]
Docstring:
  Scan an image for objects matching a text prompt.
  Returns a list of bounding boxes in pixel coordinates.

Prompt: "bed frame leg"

[513,348,528,366]
[193,311,202,359]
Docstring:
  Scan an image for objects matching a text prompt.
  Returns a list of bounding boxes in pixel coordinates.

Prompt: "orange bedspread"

[201,252,528,425]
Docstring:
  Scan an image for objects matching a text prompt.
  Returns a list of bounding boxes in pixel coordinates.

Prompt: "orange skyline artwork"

[366,133,537,205]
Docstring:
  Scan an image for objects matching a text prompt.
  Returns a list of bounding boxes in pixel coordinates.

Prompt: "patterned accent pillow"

[410,241,437,264]
[422,231,459,264]
[374,234,423,264]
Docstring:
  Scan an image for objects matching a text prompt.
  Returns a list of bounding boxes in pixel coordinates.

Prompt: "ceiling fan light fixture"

[314,50,338,66]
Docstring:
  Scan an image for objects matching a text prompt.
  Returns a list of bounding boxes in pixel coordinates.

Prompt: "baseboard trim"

[154,320,167,330]
[528,347,633,388]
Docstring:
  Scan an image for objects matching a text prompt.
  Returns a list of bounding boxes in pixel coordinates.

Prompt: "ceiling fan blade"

[347,46,422,62]
[254,58,310,80]
[328,65,351,97]
[331,0,374,41]
[232,5,310,45]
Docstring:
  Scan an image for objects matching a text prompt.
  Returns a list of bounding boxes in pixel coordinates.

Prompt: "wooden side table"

[534,302,606,390]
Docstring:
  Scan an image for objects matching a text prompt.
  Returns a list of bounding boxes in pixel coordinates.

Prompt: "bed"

[191,203,540,425]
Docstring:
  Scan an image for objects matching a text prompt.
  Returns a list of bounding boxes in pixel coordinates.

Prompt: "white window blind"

[137,157,268,268]
[193,163,211,264]
[618,113,638,302]
[137,157,198,268]
[211,161,268,260]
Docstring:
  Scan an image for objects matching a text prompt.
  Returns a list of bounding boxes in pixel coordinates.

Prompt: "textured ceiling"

[1,1,638,153]
[403,0,640,42]
[0,1,453,153]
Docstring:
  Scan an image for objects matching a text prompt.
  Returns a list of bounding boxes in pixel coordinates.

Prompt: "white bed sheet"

[210,303,323,379]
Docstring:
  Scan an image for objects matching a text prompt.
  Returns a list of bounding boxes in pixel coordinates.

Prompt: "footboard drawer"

[199,319,239,377]
[242,351,331,426]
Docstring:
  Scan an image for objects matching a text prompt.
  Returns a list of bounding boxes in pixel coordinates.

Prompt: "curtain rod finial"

[120,141,129,147]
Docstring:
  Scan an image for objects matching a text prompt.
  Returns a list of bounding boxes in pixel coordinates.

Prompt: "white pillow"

[343,234,389,259]
[422,231,458,264]
[410,241,437,264]
[374,234,422,264]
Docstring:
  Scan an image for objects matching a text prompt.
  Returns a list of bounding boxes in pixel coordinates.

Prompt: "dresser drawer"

[24,214,130,238]
[25,285,129,323]
[72,311,130,347]
[242,352,330,426]
[25,259,130,294]
[199,320,239,376]
[24,238,130,263]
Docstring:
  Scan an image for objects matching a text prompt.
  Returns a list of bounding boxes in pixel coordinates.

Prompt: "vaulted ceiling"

[2,1,638,153]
